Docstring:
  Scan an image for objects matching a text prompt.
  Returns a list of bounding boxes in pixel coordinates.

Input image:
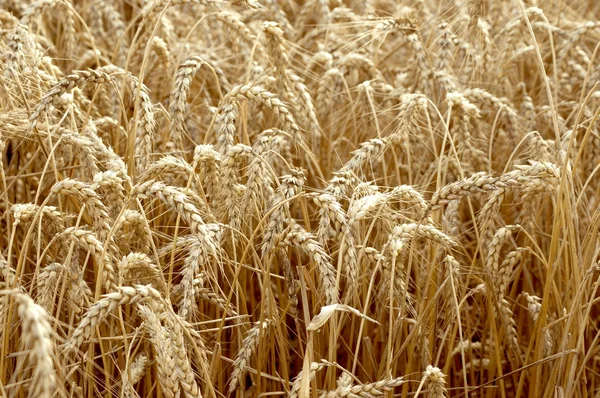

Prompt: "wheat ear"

[64,285,163,353]
[14,292,57,398]
[138,305,181,398]
[229,319,271,395]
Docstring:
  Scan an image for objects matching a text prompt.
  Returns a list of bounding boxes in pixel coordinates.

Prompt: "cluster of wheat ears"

[1,0,600,396]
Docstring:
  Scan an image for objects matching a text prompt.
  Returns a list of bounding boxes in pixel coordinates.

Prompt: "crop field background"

[1,0,600,396]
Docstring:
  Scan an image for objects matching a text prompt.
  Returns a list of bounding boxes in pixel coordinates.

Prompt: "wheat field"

[1,0,600,396]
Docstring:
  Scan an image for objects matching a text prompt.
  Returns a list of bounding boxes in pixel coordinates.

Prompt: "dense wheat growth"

[2,0,600,396]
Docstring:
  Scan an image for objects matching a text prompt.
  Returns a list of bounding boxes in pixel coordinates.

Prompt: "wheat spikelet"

[82,121,130,180]
[58,132,101,178]
[5,24,36,77]
[151,36,172,71]
[339,53,383,83]
[21,0,62,26]
[498,298,520,357]
[66,262,92,316]
[314,193,346,243]
[262,20,292,97]
[478,188,507,245]
[521,292,553,354]
[522,292,542,322]
[347,192,388,226]
[341,138,390,176]
[213,143,251,231]
[362,246,386,264]
[214,101,239,153]
[221,78,303,143]
[483,230,522,356]
[241,129,286,215]
[324,171,357,199]
[390,185,432,223]
[191,283,238,317]
[468,0,485,28]
[316,67,344,120]
[447,92,487,169]
[289,73,322,148]
[115,210,151,253]
[502,161,561,187]
[129,354,149,385]
[60,3,76,60]
[381,237,414,311]
[140,0,220,22]
[262,169,306,313]
[91,170,125,217]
